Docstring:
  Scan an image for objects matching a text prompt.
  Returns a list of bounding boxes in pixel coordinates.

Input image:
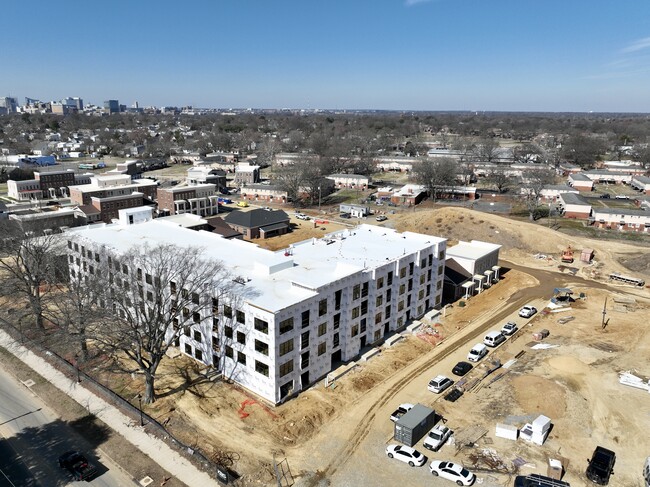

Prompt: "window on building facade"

[333,313,341,329]
[409,262,414,275]
[438,265,443,276]
[185,344,192,355]
[195,349,203,361]
[351,307,360,319]
[254,318,268,334]
[318,342,326,356]
[387,271,393,285]
[255,339,268,355]
[237,331,246,345]
[398,300,404,312]
[193,311,201,323]
[385,305,392,318]
[192,292,199,305]
[279,317,294,334]
[146,273,152,285]
[301,351,309,369]
[334,289,342,310]
[279,359,293,377]
[255,360,269,377]
[333,333,339,347]
[361,300,368,315]
[318,298,328,316]
[212,297,218,312]
[193,330,202,342]
[301,310,310,328]
[400,267,406,279]
[351,325,359,337]
[236,310,246,324]
[376,295,383,307]
[212,317,219,332]
[418,289,425,300]
[377,277,384,289]
[184,327,191,337]
[361,282,369,298]
[318,323,327,336]
[352,284,360,300]
[421,258,427,268]
[438,251,444,261]
[375,312,382,324]
[170,281,177,294]
[223,305,232,318]
[301,331,310,349]
[237,352,246,365]
[399,284,406,295]
[225,326,233,339]
[279,338,294,356]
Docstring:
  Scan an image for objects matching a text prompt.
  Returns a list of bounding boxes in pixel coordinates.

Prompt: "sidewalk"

[0,329,218,487]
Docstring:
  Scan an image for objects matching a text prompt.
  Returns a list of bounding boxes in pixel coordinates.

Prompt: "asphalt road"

[0,367,135,487]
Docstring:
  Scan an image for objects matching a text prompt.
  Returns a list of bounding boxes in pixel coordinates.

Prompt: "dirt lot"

[74,206,650,485]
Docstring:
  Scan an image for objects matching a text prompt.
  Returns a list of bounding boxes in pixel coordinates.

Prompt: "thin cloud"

[621,37,650,53]
[405,0,435,6]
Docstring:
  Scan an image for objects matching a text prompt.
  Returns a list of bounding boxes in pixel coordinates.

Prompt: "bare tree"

[92,243,234,403]
[513,143,542,164]
[44,265,109,361]
[412,157,458,202]
[274,164,304,206]
[520,167,556,221]
[0,220,65,331]
[471,137,501,163]
[486,167,511,193]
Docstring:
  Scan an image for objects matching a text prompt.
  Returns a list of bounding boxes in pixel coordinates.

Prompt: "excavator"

[561,245,574,263]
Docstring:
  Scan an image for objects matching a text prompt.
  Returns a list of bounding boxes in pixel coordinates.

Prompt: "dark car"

[58,451,97,481]
[586,446,616,484]
[452,361,473,376]
[599,194,611,199]
[514,473,571,486]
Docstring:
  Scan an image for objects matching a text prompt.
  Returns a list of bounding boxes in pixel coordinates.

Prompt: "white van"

[467,343,488,362]
[484,331,506,347]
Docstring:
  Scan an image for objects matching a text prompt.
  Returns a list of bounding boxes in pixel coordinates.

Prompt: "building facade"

[157,184,219,216]
[65,219,446,404]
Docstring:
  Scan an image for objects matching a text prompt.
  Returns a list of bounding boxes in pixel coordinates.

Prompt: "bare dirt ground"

[56,206,650,486]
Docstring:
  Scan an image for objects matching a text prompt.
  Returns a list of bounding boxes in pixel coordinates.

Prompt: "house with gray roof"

[568,172,594,191]
[224,208,290,239]
[631,175,650,195]
[591,207,650,232]
[558,192,592,219]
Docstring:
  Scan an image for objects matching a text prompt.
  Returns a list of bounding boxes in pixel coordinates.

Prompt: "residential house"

[583,170,634,185]
[224,209,290,239]
[326,174,370,190]
[539,185,579,202]
[568,173,594,191]
[233,163,260,186]
[590,208,650,232]
[558,192,592,219]
[240,184,289,204]
[391,184,427,206]
[631,175,650,195]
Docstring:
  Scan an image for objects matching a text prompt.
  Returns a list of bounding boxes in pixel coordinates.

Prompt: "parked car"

[519,305,538,318]
[467,343,488,362]
[236,200,249,208]
[390,403,414,422]
[514,473,571,486]
[423,424,452,451]
[339,212,351,219]
[501,321,519,336]
[428,375,454,394]
[295,213,310,220]
[599,193,611,199]
[58,451,97,481]
[376,215,388,222]
[614,195,629,200]
[452,361,473,376]
[483,330,506,347]
[386,444,426,467]
[586,446,616,485]
[429,460,476,485]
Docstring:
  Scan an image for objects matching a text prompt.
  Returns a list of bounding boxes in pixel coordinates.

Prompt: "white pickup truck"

[423,424,452,451]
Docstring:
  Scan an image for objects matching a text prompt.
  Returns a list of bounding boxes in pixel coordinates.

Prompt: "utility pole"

[601,297,608,330]
[318,186,321,213]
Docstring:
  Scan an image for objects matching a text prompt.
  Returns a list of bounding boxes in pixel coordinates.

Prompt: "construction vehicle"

[561,246,574,263]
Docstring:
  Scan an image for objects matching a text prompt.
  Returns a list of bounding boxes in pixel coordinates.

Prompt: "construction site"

[91,206,646,487]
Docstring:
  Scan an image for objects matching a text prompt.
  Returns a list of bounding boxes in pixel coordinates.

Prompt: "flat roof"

[67,221,445,313]
[446,240,501,260]
[68,179,157,194]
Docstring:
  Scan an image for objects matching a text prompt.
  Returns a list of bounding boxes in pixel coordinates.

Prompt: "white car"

[518,305,537,318]
[429,460,476,485]
[376,215,388,222]
[386,444,426,467]
[501,321,518,336]
[428,376,454,394]
[390,403,414,422]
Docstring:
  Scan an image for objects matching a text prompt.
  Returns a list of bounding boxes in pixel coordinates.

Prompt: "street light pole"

[74,354,81,383]
[137,394,144,426]
[318,186,321,213]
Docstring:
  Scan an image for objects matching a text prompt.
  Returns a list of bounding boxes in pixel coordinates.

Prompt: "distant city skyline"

[3,1,650,112]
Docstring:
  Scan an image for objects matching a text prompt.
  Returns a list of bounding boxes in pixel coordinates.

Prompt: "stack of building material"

[532,329,550,341]
[495,423,518,440]
[619,371,650,393]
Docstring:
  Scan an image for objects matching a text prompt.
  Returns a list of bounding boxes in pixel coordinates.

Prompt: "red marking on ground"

[237,398,278,420]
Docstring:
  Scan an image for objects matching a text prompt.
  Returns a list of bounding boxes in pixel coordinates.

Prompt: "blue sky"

[2,0,650,112]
